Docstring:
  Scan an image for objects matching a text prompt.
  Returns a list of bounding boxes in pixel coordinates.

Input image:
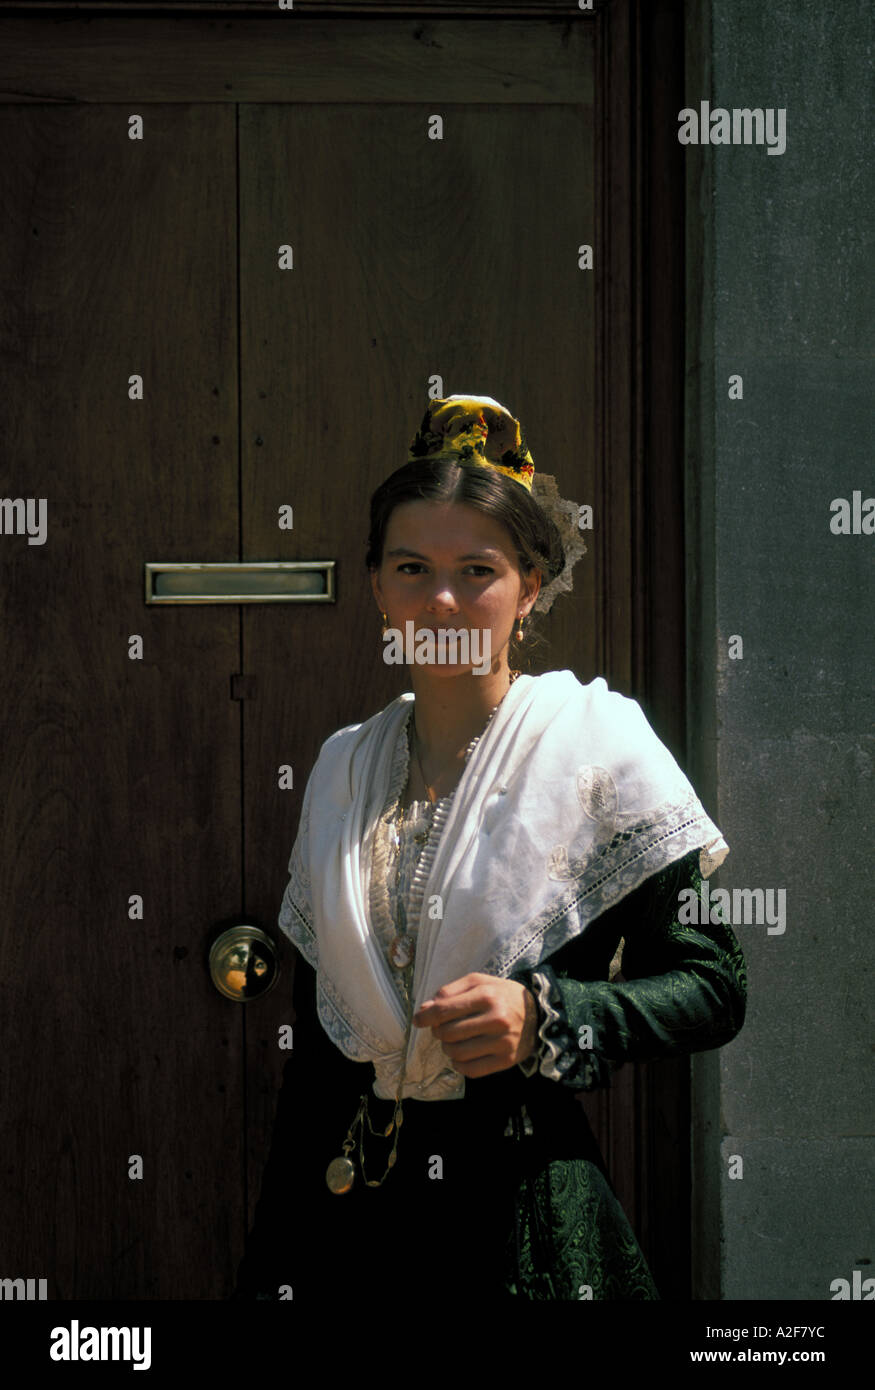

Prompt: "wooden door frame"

[1,0,692,1297]
[590,0,691,1300]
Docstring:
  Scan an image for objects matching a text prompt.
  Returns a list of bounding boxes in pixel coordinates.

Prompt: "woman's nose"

[420,575,459,608]
[425,593,459,614]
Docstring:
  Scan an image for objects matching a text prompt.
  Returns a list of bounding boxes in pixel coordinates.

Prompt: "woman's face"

[370,500,541,678]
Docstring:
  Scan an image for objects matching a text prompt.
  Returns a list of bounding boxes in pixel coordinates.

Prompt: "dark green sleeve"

[513,848,747,1090]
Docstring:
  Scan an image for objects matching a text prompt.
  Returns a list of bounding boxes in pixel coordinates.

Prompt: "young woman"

[233,395,747,1302]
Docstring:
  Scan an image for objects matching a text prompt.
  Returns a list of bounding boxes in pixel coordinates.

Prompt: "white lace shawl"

[278,670,728,1101]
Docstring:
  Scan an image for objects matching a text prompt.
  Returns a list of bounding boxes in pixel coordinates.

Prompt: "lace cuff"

[515,967,611,1090]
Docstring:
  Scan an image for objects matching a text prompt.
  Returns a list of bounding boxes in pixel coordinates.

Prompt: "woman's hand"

[413,972,538,1078]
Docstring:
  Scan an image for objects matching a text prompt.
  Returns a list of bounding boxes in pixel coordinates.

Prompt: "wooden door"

[0,0,687,1299]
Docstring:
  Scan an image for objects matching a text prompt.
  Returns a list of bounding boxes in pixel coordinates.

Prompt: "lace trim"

[368,721,412,972]
[530,970,565,1080]
[369,707,457,999]
[277,879,317,968]
[277,793,317,961]
[528,967,601,1089]
[485,788,727,980]
[278,880,397,1060]
[316,971,398,1061]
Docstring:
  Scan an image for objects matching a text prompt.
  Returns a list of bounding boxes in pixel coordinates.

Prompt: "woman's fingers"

[413,973,538,1075]
[413,972,490,1027]
[427,1008,502,1042]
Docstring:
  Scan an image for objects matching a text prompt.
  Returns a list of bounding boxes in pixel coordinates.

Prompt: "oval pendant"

[325,1157,355,1195]
[388,933,414,969]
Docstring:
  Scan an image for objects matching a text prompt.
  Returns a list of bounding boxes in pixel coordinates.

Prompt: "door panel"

[0,104,241,1297]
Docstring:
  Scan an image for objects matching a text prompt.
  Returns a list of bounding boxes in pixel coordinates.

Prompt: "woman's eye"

[466,566,494,576]
[396,563,424,574]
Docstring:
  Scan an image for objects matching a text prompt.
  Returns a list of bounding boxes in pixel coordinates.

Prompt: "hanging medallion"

[325,1156,356,1195]
[388,933,415,969]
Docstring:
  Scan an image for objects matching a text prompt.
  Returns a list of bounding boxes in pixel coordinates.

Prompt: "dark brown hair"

[365,456,565,669]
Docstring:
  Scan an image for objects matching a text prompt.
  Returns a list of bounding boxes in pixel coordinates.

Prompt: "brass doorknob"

[209,924,280,1001]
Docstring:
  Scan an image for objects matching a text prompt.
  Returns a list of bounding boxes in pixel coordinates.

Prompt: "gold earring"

[514,614,524,642]
[381,610,388,635]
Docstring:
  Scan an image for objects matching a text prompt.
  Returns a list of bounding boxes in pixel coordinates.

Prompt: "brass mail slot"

[144,561,336,604]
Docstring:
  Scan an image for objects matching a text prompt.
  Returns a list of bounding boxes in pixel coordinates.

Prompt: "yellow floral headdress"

[406,393,587,613]
[408,394,535,491]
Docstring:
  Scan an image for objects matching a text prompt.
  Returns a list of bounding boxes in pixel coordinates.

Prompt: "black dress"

[232,846,746,1301]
